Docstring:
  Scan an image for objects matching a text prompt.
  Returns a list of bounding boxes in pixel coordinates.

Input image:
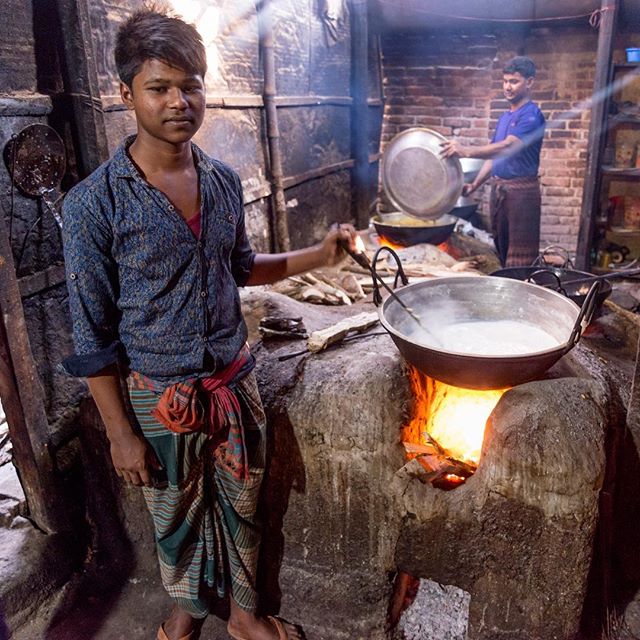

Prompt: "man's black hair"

[115,7,207,88]
[503,56,536,79]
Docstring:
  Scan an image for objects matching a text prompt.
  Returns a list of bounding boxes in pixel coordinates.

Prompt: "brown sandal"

[227,615,290,640]
[157,623,194,640]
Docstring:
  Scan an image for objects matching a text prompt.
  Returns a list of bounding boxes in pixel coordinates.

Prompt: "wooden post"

[257,0,290,252]
[0,204,67,533]
[575,0,618,270]
[350,0,371,230]
[55,0,109,176]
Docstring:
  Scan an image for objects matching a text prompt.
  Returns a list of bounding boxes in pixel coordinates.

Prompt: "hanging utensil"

[3,123,66,229]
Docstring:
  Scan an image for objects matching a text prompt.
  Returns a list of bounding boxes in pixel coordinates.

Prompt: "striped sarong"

[127,350,266,617]
[490,176,541,267]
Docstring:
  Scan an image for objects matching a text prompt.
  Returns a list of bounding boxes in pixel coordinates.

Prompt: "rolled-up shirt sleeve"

[60,189,121,377]
[229,172,256,287]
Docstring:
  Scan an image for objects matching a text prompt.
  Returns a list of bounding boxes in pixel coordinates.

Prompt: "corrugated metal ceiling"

[372,0,639,29]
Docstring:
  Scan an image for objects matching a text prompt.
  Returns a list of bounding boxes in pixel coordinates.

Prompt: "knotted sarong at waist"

[129,343,253,480]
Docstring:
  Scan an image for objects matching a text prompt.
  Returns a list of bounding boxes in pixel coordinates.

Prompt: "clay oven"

[248,289,609,640]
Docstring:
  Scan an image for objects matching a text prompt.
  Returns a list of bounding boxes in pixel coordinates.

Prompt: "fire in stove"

[402,367,507,487]
[377,234,449,254]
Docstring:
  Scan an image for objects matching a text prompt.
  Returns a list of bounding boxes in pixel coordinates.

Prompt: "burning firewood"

[400,434,476,487]
[402,441,438,456]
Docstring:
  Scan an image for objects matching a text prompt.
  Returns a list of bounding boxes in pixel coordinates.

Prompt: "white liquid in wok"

[411,319,562,355]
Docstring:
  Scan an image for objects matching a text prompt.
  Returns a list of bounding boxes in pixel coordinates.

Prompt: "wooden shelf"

[608,114,640,125]
[601,166,640,178]
[608,227,640,236]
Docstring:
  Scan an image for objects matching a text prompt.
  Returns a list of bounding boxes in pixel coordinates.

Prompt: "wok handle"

[371,246,408,306]
[527,269,567,296]
[534,245,574,269]
[565,280,601,352]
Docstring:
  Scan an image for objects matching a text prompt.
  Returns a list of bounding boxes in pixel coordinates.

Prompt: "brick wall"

[380,25,602,254]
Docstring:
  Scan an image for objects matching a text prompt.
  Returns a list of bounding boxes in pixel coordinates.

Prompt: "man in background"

[441,56,546,267]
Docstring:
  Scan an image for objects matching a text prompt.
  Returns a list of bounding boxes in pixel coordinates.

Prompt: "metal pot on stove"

[370,247,600,390]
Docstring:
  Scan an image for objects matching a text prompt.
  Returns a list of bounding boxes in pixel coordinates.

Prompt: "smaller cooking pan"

[491,266,612,308]
[372,212,457,247]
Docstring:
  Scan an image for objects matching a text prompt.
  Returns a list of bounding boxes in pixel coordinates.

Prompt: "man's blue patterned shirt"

[61,137,256,384]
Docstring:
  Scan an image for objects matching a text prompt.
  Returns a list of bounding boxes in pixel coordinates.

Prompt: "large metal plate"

[381,128,463,219]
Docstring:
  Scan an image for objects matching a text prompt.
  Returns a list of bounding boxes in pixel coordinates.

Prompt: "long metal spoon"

[338,238,444,347]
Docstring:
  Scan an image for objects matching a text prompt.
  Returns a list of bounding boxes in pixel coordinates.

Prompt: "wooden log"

[402,441,438,456]
[0,203,67,532]
[307,311,379,352]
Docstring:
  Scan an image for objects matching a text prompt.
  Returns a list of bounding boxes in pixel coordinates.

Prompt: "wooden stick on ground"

[307,311,379,353]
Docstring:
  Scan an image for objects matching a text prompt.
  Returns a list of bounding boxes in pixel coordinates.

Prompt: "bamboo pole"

[257,0,290,252]
[350,0,371,230]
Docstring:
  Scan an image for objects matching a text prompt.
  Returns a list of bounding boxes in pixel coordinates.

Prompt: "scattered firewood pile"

[271,239,483,306]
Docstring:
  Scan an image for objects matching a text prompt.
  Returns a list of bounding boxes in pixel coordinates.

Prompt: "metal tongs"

[338,236,442,344]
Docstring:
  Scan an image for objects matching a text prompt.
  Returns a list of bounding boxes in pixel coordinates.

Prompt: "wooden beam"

[102,94,384,112]
[283,159,355,190]
[0,94,52,117]
[55,0,109,176]
[350,0,371,230]
[18,264,66,299]
[0,204,67,533]
[243,154,381,205]
[575,0,618,270]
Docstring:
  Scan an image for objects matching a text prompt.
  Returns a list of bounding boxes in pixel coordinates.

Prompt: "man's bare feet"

[227,598,303,640]
[159,604,202,640]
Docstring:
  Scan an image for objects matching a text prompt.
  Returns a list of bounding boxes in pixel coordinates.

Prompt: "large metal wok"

[372,212,457,247]
[371,248,599,389]
[491,265,612,309]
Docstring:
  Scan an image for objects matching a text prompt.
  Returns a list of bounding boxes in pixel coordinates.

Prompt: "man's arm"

[246,224,355,286]
[463,160,493,196]
[440,134,524,160]
[87,364,161,487]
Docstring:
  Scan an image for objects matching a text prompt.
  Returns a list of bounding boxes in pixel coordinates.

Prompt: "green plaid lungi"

[127,370,266,617]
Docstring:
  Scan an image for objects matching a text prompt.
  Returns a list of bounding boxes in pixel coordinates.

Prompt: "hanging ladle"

[4,123,66,229]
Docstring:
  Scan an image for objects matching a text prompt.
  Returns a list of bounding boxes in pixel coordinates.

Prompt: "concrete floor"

[0,458,230,640]
[10,577,232,639]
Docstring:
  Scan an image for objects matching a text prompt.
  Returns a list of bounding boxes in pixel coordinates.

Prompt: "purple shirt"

[491,101,545,179]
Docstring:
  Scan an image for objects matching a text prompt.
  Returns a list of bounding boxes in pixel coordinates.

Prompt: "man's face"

[502,72,533,105]
[120,58,205,146]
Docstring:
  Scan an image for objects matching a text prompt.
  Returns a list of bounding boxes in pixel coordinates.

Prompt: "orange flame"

[377,235,405,251]
[403,368,507,466]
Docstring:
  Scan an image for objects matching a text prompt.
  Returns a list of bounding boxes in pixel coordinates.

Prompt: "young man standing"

[61,9,354,640]
[441,56,546,267]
